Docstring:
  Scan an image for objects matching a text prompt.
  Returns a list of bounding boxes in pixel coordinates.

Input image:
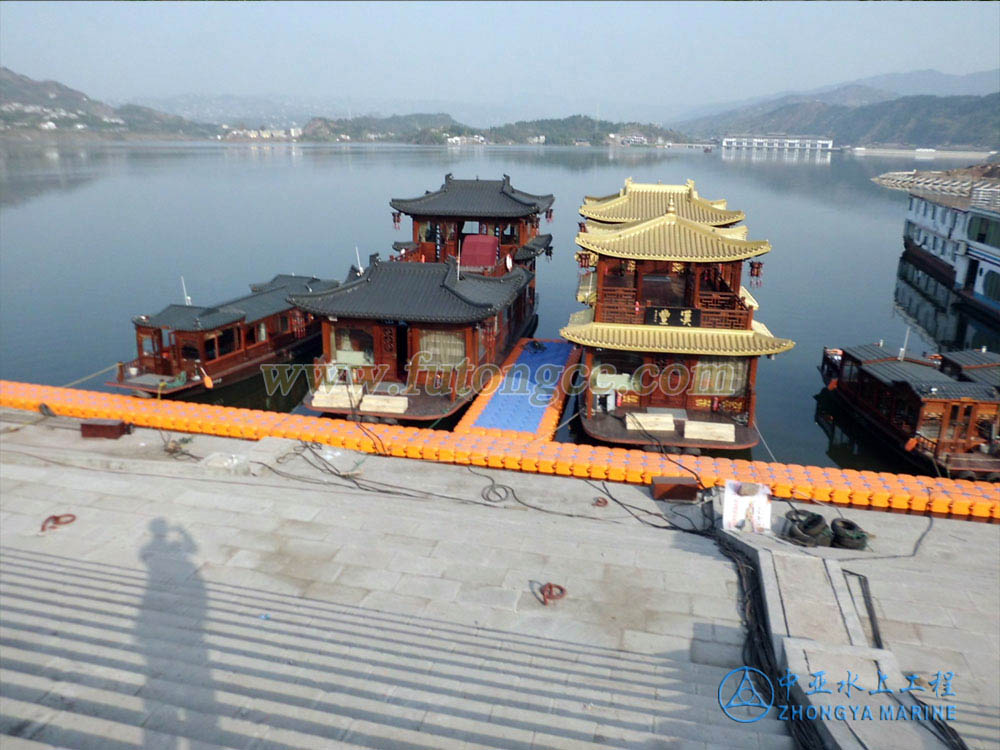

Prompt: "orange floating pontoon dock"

[1,379,996,523]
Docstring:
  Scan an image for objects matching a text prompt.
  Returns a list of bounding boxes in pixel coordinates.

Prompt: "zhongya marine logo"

[718,667,774,723]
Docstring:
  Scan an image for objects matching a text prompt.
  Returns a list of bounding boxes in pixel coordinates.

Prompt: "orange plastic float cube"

[929,494,951,518]
[949,498,972,520]
[889,492,911,513]
[969,500,993,522]
[870,490,891,511]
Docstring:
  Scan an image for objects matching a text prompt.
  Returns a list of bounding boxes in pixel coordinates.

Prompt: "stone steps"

[0,549,794,749]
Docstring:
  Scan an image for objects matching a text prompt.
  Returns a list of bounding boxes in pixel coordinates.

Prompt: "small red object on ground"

[40,514,76,532]
[539,582,566,605]
[593,496,608,507]
[80,420,131,439]
[650,476,700,501]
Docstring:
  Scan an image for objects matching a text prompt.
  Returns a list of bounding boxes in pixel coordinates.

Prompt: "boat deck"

[303,388,475,422]
[454,339,580,441]
[581,408,758,451]
[110,372,195,395]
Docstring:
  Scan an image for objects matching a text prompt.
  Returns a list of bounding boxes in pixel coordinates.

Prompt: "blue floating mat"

[472,341,576,434]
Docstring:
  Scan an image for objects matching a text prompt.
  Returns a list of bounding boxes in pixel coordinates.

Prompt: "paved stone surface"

[0,412,794,749]
[739,501,1000,750]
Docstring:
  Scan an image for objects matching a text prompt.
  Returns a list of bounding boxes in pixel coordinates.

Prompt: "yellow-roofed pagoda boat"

[564,179,794,452]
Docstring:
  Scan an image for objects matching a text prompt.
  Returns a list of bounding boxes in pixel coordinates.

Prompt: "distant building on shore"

[722,134,833,151]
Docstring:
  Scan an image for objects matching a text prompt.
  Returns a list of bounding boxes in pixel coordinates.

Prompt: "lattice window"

[420,329,466,366]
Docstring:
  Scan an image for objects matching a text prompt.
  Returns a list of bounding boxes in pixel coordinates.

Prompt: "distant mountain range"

[670,68,999,124]
[0,67,218,137]
[679,91,999,149]
[3,65,997,149]
[672,68,1000,148]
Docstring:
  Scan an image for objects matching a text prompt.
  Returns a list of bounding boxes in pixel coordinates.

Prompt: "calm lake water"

[1,141,991,470]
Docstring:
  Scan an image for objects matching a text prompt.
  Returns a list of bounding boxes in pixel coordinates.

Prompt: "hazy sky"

[2,1,998,114]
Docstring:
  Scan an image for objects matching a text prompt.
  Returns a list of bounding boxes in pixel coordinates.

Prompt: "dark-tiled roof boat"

[296,175,554,421]
[820,343,1000,481]
[110,274,338,397]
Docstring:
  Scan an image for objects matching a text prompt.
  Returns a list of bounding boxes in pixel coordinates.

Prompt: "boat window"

[246,325,257,346]
[205,336,218,360]
[605,260,636,289]
[918,410,942,440]
[420,329,465,366]
[258,322,267,342]
[691,357,748,396]
[975,412,997,441]
[180,343,200,361]
[140,335,155,356]
[218,327,237,357]
[332,327,374,365]
[417,221,435,243]
[279,315,290,332]
[592,352,644,393]
[968,216,1000,249]
[983,271,1000,303]
[642,274,686,307]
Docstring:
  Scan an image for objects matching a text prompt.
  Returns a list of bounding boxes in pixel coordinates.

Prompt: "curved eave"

[560,318,795,357]
[288,295,497,325]
[578,199,745,226]
[574,215,770,263]
[585,220,750,240]
[576,236,770,263]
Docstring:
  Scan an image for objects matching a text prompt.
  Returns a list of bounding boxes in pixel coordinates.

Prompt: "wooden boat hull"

[108,332,323,399]
[576,393,759,452]
[306,314,539,424]
[822,384,1000,479]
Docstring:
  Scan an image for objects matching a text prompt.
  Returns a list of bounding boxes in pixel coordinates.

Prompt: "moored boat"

[110,274,338,398]
[563,178,794,452]
[819,343,1000,481]
[292,174,554,422]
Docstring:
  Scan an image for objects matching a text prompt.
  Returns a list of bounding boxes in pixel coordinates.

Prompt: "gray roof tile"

[390,174,554,218]
[136,274,339,332]
[289,256,532,324]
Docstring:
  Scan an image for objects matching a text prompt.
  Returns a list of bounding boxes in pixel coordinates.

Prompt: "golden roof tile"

[580,178,744,225]
[560,308,794,356]
[576,210,770,262]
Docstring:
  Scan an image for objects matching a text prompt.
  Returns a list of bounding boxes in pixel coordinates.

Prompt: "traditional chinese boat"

[563,179,794,451]
[291,175,554,421]
[819,344,1000,481]
[110,274,338,398]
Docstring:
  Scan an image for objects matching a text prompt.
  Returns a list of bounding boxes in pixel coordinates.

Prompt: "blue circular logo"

[718,666,774,723]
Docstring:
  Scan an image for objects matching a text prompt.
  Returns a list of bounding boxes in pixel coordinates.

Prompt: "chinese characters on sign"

[644,307,702,327]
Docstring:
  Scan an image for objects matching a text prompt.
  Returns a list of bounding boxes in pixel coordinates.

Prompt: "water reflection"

[813,390,904,473]
[814,233,1000,475]
[721,146,831,165]
[894,254,1000,352]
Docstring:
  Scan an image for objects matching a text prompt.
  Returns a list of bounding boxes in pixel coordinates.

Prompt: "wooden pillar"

[747,357,759,428]
[935,401,950,459]
[584,349,594,419]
